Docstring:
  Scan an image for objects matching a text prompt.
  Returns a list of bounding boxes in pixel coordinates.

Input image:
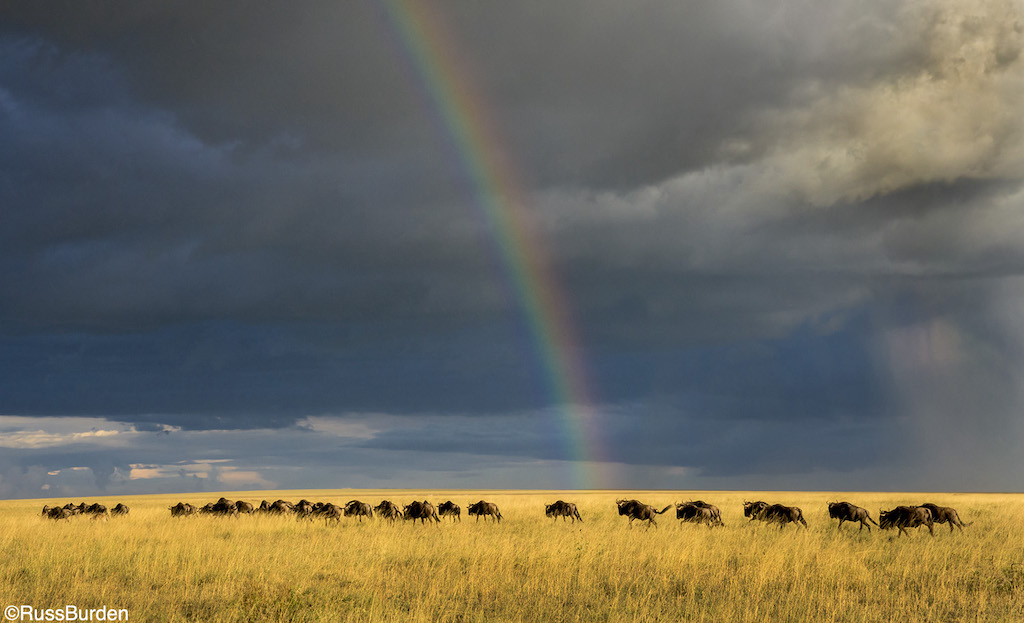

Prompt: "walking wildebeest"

[111,503,130,516]
[743,501,769,520]
[215,498,236,513]
[403,500,440,524]
[41,505,52,516]
[747,502,807,529]
[675,503,722,527]
[616,499,671,527]
[827,501,878,532]
[438,501,461,522]
[294,500,315,519]
[879,506,934,537]
[374,500,403,521]
[235,501,254,515]
[46,506,71,520]
[467,500,502,523]
[268,500,294,514]
[683,500,724,526]
[199,498,238,516]
[169,502,196,517]
[314,503,343,523]
[545,500,583,523]
[919,503,971,533]
[84,503,109,517]
[344,500,374,521]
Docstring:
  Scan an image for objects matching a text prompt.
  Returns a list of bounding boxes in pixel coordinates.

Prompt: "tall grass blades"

[1,491,1022,622]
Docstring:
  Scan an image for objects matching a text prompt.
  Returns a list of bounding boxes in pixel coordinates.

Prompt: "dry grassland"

[1,490,1022,622]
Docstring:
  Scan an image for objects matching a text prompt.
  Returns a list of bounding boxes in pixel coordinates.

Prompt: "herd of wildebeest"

[36,496,972,537]
[40,502,129,520]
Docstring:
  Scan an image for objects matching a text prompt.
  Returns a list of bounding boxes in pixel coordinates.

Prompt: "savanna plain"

[1,490,1022,622]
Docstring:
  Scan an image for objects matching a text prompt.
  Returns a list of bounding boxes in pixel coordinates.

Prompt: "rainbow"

[373,0,607,488]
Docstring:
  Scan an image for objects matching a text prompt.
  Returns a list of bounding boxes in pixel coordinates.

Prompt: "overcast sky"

[2,0,1024,499]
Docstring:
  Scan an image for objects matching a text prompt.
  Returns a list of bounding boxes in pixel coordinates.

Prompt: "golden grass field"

[1,490,1022,622]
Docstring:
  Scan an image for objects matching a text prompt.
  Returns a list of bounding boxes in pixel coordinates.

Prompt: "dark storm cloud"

[2,1,917,189]
[2,0,1024,495]
[0,321,554,422]
[0,46,498,335]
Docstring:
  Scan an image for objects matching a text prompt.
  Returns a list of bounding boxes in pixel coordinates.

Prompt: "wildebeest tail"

[868,515,879,526]
[656,505,671,515]
[798,509,808,527]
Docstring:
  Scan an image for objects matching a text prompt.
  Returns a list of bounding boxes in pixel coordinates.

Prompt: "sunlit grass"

[1,490,1021,621]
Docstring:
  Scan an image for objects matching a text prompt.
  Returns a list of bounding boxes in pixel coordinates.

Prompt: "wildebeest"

[294,499,315,518]
[111,503,130,517]
[374,500,403,521]
[41,504,52,516]
[919,503,971,533]
[743,501,768,520]
[746,502,807,529]
[545,500,583,523]
[403,500,440,524]
[438,501,461,522]
[827,501,878,532]
[169,502,196,517]
[684,500,724,526]
[84,503,109,517]
[879,506,934,537]
[46,506,71,520]
[467,500,502,523]
[344,500,374,521]
[615,499,671,527]
[234,500,254,515]
[268,500,294,515]
[314,503,343,523]
[675,502,723,528]
[199,498,238,516]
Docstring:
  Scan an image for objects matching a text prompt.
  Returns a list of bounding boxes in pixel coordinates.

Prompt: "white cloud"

[755,0,1024,206]
[0,416,135,449]
[0,416,181,449]
[295,414,388,440]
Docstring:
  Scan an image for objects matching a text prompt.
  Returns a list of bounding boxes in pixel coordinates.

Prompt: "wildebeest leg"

[838,518,845,530]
